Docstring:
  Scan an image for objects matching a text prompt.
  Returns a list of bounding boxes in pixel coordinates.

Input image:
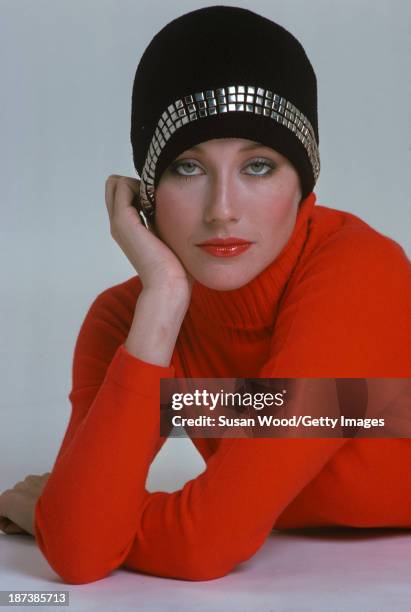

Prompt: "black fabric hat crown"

[130,5,320,219]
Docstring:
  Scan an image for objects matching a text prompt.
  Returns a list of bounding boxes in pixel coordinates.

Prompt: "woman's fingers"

[0,515,26,534]
[105,175,140,219]
[0,516,26,535]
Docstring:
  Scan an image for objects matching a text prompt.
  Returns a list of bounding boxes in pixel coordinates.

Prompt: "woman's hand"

[0,473,51,536]
[105,175,195,297]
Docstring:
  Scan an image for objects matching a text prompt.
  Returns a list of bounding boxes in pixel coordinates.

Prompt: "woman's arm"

[33,283,186,582]
[33,273,350,584]
[124,285,189,367]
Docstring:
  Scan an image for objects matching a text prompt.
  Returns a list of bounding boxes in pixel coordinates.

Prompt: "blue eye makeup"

[168,156,277,180]
[243,158,276,177]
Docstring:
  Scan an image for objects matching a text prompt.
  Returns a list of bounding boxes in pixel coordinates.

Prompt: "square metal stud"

[237,94,244,102]
[178,108,186,117]
[228,86,236,94]
[209,107,217,115]
[216,87,225,95]
[198,100,207,109]
[189,112,198,121]
[184,95,194,104]
[171,112,178,121]
[238,85,245,94]
[228,103,236,111]
[194,92,204,101]
[199,109,207,117]
[207,98,217,107]
[175,99,184,109]
[182,116,189,125]
[205,90,214,98]
[257,87,265,96]
[228,94,236,103]
[247,86,255,94]
[236,103,244,111]
[265,90,273,99]
[167,104,175,113]
[219,104,227,112]
[246,95,254,104]
[255,96,263,105]
[255,106,262,115]
[245,104,253,112]
[263,108,270,116]
[187,103,196,112]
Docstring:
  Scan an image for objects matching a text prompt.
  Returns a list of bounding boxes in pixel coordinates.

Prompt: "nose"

[203,172,240,225]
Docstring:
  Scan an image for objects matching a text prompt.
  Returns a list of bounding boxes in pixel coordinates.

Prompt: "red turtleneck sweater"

[34,193,411,583]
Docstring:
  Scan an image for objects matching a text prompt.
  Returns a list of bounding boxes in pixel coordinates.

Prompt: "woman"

[1,6,410,583]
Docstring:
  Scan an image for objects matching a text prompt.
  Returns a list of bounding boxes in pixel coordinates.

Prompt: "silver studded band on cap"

[139,84,320,218]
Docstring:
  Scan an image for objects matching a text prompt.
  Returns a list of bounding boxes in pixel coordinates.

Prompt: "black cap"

[130,5,320,218]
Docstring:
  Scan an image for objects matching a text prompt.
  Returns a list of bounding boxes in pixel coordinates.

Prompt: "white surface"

[1,528,411,611]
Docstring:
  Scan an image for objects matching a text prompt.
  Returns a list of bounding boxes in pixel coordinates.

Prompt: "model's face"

[155,138,302,290]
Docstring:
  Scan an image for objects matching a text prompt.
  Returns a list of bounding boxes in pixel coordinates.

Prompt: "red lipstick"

[196,237,253,258]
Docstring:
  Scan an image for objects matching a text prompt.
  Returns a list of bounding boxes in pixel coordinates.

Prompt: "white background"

[1,0,410,489]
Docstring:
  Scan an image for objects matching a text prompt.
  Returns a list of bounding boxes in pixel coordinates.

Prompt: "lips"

[197,242,253,258]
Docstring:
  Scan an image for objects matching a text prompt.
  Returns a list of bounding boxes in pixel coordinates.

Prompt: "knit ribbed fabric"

[34,193,411,583]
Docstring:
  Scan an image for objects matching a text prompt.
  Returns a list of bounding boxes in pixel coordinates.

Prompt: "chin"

[191,268,258,291]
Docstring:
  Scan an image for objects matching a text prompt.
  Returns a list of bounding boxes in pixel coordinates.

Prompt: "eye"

[243,158,276,177]
[171,160,203,177]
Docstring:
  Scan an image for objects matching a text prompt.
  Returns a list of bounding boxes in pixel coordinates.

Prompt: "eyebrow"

[185,141,274,154]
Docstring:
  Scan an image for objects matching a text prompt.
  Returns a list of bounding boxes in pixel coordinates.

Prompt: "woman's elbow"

[180,536,259,581]
[35,527,116,585]
[55,566,112,585]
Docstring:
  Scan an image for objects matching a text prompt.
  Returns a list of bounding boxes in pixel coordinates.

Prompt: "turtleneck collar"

[188,192,316,332]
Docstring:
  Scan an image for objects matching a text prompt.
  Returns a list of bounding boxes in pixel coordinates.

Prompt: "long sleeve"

[33,287,349,585]
[35,340,349,583]
[34,287,174,582]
